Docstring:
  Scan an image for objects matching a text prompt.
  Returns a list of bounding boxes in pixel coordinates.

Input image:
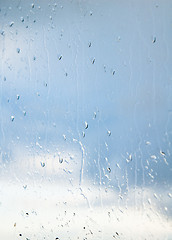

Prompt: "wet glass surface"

[0,0,172,239]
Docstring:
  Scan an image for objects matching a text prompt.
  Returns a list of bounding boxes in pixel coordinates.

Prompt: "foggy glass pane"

[0,0,172,239]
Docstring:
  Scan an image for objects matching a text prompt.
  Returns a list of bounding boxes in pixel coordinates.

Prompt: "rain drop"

[152,37,156,43]
[107,130,111,136]
[11,116,15,121]
[85,121,88,129]
[160,150,166,156]
[17,94,20,100]
[58,55,62,60]
[41,162,45,167]
[59,157,63,163]
[20,17,24,22]
[92,58,95,64]
[9,22,14,27]
[112,70,115,75]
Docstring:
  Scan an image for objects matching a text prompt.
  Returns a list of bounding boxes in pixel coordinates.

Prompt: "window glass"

[0,0,172,239]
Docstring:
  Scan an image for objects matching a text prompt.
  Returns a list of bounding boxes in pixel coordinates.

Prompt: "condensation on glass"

[0,0,172,239]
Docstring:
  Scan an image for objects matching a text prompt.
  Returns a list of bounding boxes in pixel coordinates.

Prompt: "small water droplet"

[82,132,85,138]
[112,70,115,75]
[93,112,96,119]
[107,167,111,173]
[58,55,62,60]
[9,22,14,27]
[160,150,166,156]
[1,30,5,36]
[126,154,132,163]
[41,162,45,167]
[59,157,63,163]
[92,58,95,64]
[151,155,156,159]
[168,193,172,198]
[63,135,66,140]
[23,111,26,116]
[90,11,93,16]
[146,141,151,145]
[107,130,111,136]
[31,3,34,8]
[16,94,20,100]
[20,17,24,22]
[154,193,158,199]
[23,185,27,189]
[11,116,15,121]
[88,42,91,47]
[152,37,156,43]
[4,77,6,81]
[85,121,88,129]
[116,163,120,169]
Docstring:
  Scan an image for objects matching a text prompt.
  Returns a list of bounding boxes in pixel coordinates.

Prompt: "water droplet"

[4,77,6,81]
[92,58,95,64]
[23,111,26,116]
[11,116,15,121]
[146,141,151,145]
[85,121,88,129]
[23,185,27,189]
[20,17,24,22]
[59,157,63,163]
[90,11,93,16]
[88,42,91,47]
[82,132,85,138]
[63,135,66,140]
[58,55,62,60]
[107,130,111,136]
[116,163,120,169]
[107,167,111,173]
[151,155,156,159]
[147,198,151,205]
[9,22,14,27]
[112,70,115,75]
[168,193,172,198]
[93,112,96,119]
[41,162,45,167]
[126,154,132,163]
[152,37,156,43]
[31,3,34,8]
[1,30,5,36]
[17,94,20,100]
[163,158,169,165]
[160,150,166,156]
[33,56,36,61]
[154,193,158,199]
